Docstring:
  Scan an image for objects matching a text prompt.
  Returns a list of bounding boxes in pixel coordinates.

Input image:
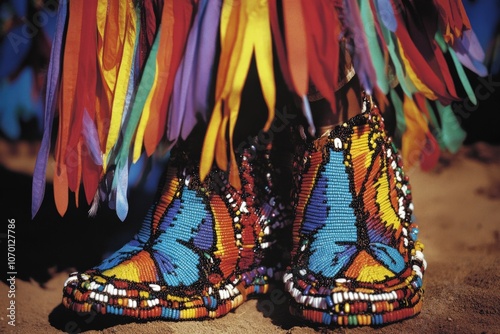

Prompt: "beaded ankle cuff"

[284,98,426,326]
[62,150,286,320]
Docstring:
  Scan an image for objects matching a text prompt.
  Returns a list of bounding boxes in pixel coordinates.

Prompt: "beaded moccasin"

[283,97,426,326]
[62,149,287,320]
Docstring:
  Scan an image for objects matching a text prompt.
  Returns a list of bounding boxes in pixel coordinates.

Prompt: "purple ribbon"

[167,0,222,142]
[32,1,68,218]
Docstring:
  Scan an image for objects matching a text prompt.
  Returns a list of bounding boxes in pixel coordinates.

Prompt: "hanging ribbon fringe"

[33,0,486,219]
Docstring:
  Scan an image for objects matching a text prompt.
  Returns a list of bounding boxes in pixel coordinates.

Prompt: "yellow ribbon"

[402,95,430,168]
[201,0,275,187]
[96,1,122,116]
[97,1,138,169]
[397,39,438,101]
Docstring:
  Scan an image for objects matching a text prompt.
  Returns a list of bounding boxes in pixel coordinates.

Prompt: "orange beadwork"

[61,148,288,320]
[284,97,426,326]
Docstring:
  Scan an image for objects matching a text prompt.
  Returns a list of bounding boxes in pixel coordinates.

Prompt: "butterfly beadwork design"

[298,116,408,284]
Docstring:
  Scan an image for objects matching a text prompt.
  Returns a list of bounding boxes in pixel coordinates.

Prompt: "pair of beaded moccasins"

[62,97,426,327]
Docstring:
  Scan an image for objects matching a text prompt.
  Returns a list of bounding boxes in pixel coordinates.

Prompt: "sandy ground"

[1,142,500,334]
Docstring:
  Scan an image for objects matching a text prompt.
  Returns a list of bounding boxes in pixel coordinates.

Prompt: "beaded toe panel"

[284,99,426,326]
[62,153,284,320]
